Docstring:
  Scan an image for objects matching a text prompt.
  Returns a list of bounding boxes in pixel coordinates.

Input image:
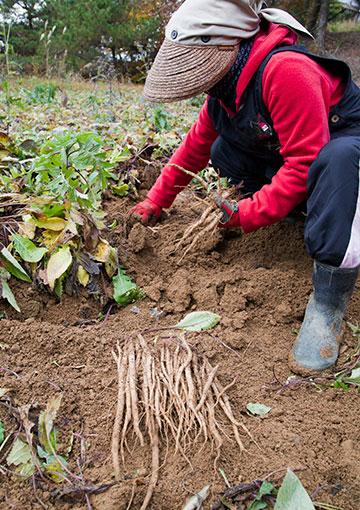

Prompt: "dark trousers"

[211,135,360,269]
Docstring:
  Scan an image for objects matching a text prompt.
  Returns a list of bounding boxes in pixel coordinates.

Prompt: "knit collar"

[208,39,253,111]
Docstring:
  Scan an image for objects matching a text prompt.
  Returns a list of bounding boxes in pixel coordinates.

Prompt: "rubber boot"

[291,261,358,373]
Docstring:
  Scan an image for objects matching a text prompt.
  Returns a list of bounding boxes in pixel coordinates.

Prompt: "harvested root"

[112,333,253,509]
[168,164,236,262]
[176,204,222,263]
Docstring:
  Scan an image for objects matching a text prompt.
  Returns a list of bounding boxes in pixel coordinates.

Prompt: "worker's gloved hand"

[215,194,241,229]
[129,197,162,226]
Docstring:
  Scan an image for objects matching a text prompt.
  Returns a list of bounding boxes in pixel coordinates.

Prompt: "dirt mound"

[0,187,359,510]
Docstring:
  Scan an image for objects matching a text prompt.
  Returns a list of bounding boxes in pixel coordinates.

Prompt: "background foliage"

[0,0,359,79]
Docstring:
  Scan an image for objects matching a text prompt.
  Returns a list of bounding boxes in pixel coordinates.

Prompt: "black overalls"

[208,45,360,269]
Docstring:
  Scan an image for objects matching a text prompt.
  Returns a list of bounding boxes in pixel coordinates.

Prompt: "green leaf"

[6,438,35,477]
[343,367,360,386]
[347,322,360,337]
[113,268,143,306]
[0,420,4,444]
[1,280,20,312]
[259,481,275,497]
[248,501,267,510]
[0,247,31,282]
[37,444,68,482]
[41,203,65,218]
[12,234,48,263]
[43,453,68,482]
[175,311,221,332]
[112,182,129,197]
[46,246,72,290]
[331,379,350,391]
[274,470,315,510]
[246,403,272,417]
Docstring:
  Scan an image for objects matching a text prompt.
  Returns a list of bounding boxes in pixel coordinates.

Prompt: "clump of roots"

[111,334,254,509]
[169,164,237,263]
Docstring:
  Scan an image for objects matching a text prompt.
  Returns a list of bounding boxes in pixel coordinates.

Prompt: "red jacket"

[147,23,345,233]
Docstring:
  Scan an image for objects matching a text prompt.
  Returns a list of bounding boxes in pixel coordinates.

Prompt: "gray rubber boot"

[291,261,358,372]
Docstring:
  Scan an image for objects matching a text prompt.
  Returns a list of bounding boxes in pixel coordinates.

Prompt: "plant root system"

[168,164,236,263]
[111,333,251,509]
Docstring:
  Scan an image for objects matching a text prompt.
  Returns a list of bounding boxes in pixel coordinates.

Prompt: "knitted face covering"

[208,39,253,110]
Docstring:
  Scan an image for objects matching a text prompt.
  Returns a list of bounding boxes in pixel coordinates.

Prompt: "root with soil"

[111,333,253,510]
[168,164,237,262]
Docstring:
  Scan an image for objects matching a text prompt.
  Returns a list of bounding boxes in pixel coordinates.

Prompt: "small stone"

[149,307,163,320]
[341,439,354,452]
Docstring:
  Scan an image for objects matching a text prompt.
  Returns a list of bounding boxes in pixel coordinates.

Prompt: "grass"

[328,19,360,33]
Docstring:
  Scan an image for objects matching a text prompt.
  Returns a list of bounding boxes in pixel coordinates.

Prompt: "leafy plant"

[26,84,58,104]
[0,130,145,310]
[191,168,230,195]
[28,131,118,213]
[6,395,68,482]
[249,481,276,510]
[152,106,170,132]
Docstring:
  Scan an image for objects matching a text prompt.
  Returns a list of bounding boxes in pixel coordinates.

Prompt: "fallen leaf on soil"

[246,403,272,417]
[274,469,315,510]
[182,484,210,510]
[113,268,143,306]
[343,367,360,386]
[6,437,36,477]
[175,311,221,332]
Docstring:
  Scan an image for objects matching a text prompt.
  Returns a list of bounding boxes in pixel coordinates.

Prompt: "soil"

[1,31,360,510]
[1,181,359,510]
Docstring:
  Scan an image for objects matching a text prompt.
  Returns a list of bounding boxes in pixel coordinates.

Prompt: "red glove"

[215,195,241,229]
[129,197,162,226]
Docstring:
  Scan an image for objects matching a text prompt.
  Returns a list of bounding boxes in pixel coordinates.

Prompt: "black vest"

[207,45,360,167]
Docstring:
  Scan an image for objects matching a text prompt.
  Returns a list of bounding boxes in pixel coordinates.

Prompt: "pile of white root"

[111,333,254,510]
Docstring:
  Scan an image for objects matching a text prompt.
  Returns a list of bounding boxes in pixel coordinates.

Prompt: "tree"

[0,0,46,29]
[317,0,330,53]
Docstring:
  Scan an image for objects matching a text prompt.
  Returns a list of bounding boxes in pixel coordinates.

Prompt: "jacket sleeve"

[147,98,218,208]
[238,52,338,233]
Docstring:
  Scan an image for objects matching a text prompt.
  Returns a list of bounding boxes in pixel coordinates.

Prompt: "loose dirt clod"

[111,333,252,509]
